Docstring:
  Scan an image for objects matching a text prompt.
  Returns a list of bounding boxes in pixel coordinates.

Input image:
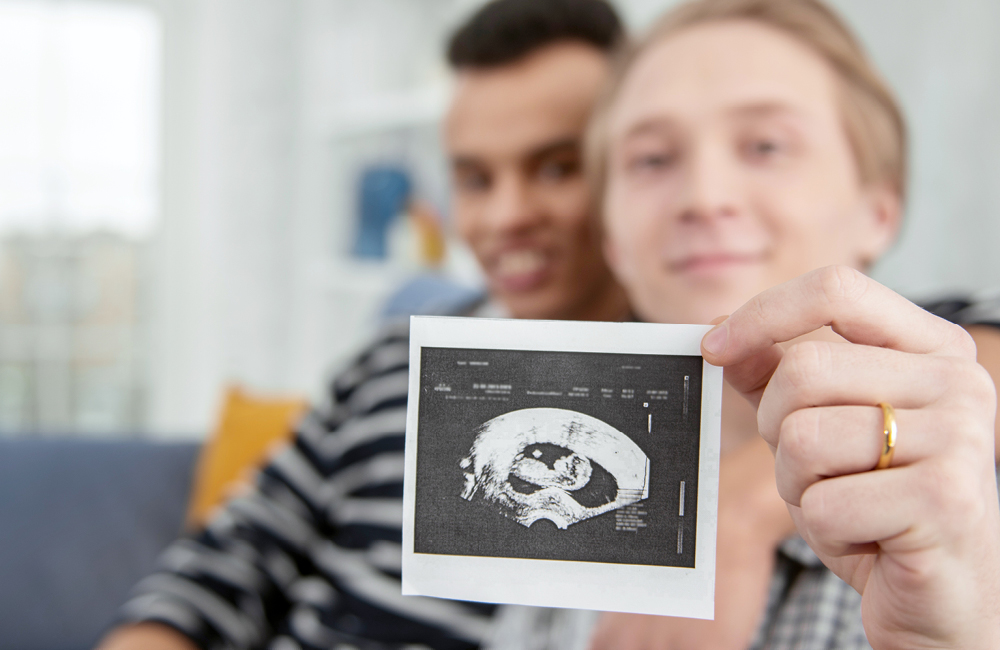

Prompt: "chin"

[633,284,750,325]
[501,290,565,321]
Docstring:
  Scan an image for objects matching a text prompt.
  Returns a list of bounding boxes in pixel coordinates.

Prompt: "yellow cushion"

[186,386,307,529]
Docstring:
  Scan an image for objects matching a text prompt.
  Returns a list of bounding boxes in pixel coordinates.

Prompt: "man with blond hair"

[583,0,1000,648]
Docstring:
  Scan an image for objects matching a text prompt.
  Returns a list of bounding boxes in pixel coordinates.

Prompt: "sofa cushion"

[0,437,199,650]
[186,386,305,528]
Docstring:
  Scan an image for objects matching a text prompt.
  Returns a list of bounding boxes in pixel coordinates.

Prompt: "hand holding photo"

[401,317,723,619]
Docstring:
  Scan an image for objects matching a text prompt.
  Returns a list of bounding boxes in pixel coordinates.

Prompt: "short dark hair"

[447,0,624,69]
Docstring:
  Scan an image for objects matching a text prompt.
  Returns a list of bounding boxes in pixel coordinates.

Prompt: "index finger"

[701,266,976,366]
[700,266,976,405]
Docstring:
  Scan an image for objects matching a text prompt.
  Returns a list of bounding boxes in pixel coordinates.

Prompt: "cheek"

[602,183,661,279]
[754,173,863,267]
[545,180,593,240]
[452,199,482,243]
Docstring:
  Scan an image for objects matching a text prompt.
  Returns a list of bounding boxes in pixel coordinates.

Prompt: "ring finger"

[774,404,949,506]
[757,341,955,446]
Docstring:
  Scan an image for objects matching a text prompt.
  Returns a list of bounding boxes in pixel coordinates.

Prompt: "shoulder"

[380,274,486,320]
[330,276,486,405]
[918,292,1000,328]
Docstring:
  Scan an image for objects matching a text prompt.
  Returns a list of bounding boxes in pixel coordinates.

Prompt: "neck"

[565,274,632,323]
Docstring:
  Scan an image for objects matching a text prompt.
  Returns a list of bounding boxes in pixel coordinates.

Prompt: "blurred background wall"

[0,0,998,439]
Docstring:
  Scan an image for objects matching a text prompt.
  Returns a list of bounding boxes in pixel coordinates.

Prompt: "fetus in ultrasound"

[459,408,649,528]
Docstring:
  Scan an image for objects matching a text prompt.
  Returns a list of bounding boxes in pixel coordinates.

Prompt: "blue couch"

[0,275,484,650]
[0,438,199,650]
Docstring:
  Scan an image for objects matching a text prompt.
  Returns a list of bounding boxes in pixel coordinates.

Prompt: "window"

[0,0,160,435]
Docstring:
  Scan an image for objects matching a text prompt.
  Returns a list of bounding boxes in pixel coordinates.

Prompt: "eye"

[627,150,677,173]
[536,158,580,183]
[740,128,798,163]
[747,138,781,157]
[454,169,491,193]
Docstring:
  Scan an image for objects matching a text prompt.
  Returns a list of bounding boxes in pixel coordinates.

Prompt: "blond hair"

[587,0,908,207]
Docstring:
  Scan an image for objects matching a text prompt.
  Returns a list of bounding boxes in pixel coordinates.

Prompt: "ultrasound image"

[413,347,704,568]
[459,407,649,529]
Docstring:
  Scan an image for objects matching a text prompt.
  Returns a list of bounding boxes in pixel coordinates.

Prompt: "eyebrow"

[621,118,673,140]
[620,101,808,139]
[525,138,580,164]
[725,101,808,121]
[450,137,581,169]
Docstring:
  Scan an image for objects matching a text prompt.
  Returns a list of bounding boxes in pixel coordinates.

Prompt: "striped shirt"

[119,293,1000,650]
[120,318,495,649]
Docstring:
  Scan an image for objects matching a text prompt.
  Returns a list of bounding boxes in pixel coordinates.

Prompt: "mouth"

[489,248,551,292]
[669,252,765,276]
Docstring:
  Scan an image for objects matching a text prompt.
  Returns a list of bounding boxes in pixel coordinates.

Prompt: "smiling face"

[447,43,627,321]
[602,20,901,325]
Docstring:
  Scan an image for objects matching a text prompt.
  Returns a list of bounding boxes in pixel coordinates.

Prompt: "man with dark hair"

[97,1,628,649]
[447,0,621,67]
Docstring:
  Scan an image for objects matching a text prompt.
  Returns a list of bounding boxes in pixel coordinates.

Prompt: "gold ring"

[875,402,897,470]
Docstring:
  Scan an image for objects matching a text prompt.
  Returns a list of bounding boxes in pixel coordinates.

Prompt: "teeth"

[496,250,546,277]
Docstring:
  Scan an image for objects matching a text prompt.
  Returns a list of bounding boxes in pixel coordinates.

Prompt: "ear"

[855,184,902,267]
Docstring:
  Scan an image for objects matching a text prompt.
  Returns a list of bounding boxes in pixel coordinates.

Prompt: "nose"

[678,144,742,225]
[483,172,542,235]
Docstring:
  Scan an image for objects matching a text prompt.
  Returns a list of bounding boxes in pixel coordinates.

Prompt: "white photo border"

[402,316,723,619]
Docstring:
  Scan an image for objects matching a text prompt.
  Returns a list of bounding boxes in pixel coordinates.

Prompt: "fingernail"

[702,322,728,356]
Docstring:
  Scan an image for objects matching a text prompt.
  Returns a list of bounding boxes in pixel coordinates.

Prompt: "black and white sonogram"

[413,346,703,568]
[402,317,723,619]
[459,408,649,529]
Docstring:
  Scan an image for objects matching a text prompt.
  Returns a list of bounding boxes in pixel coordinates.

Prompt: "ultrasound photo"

[402,317,722,618]
[414,346,702,568]
[460,407,649,529]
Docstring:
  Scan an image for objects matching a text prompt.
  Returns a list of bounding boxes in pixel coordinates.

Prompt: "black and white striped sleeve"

[118,320,494,650]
